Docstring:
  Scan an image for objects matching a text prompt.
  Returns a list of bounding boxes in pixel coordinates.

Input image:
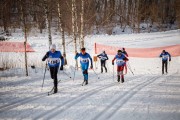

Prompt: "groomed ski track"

[0,70,180,120]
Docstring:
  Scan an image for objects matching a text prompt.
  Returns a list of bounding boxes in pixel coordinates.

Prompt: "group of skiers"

[42,44,171,94]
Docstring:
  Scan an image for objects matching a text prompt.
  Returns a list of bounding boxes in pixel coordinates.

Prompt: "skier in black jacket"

[97,51,109,73]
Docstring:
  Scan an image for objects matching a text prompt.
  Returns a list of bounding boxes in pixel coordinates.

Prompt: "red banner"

[0,42,35,52]
[95,43,180,57]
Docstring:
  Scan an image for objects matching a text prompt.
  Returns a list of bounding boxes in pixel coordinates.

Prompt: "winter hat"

[117,50,122,53]
[81,48,86,51]
[50,44,56,50]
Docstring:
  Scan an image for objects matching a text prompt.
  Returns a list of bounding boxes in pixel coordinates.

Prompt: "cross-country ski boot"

[117,75,120,82]
[54,79,58,93]
[85,80,88,85]
[121,77,124,83]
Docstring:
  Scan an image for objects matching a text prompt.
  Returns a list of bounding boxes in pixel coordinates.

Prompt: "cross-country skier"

[121,47,128,73]
[112,50,129,83]
[122,48,128,57]
[75,48,93,85]
[97,50,109,73]
[42,44,64,93]
[159,50,171,74]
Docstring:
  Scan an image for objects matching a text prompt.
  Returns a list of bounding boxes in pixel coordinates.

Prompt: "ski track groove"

[93,73,176,120]
[0,72,114,113]
[94,76,160,120]
[32,75,142,120]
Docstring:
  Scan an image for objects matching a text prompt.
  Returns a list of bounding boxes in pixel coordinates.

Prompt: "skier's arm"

[123,57,129,61]
[106,54,109,60]
[112,56,116,65]
[89,55,93,68]
[125,52,129,57]
[75,53,80,60]
[60,56,64,70]
[168,52,171,61]
[159,53,162,57]
[97,54,101,58]
[42,52,49,61]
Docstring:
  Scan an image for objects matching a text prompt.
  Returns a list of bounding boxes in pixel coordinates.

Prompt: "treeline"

[0,0,179,36]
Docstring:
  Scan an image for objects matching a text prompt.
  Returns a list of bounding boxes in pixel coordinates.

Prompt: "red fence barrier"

[95,43,180,57]
[0,42,35,52]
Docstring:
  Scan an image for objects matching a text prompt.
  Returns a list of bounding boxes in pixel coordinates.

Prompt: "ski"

[47,79,61,96]
[81,81,85,86]
[48,91,54,96]
[47,87,54,96]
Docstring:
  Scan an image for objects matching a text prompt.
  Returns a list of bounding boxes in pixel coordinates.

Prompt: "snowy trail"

[0,29,180,120]
[0,70,180,120]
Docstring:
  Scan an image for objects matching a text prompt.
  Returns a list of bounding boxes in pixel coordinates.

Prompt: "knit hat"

[50,44,56,50]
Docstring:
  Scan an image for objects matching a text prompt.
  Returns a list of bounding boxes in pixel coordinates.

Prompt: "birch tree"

[80,0,84,48]
[57,0,67,65]
[44,0,52,49]
[72,0,78,68]
[20,0,29,76]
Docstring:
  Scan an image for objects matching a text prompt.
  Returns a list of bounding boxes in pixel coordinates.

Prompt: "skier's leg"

[53,67,58,93]
[103,61,107,72]
[49,67,54,79]
[82,64,88,85]
[100,60,103,73]
[120,66,124,83]
[165,61,168,73]
[162,61,165,74]
[83,70,88,84]
[117,66,120,82]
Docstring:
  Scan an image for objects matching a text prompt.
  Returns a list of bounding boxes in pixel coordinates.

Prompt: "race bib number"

[80,58,89,63]
[116,59,125,66]
[101,57,107,60]
[48,58,60,65]
[162,55,169,59]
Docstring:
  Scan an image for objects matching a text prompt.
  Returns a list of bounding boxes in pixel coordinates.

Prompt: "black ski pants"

[50,66,59,88]
[101,60,107,73]
[162,60,168,74]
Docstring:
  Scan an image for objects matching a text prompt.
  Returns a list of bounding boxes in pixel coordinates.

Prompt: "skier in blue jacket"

[75,48,93,85]
[159,50,171,74]
[42,44,64,93]
[97,50,108,73]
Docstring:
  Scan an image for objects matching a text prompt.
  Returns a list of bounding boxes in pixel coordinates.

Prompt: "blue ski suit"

[42,51,64,92]
[75,53,93,81]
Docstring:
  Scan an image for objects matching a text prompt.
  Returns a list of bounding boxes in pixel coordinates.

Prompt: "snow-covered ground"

[0,29,180,120]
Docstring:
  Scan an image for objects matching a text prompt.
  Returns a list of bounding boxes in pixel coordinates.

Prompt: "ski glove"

[60,65,63,70]
[90,65,93,69]
[112,62,114,65]
[169,58,171,61]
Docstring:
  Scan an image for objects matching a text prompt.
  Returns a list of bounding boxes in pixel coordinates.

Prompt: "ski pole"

[63,71,72,78]
[73,61,77,81]
[127,62,134,75]
[92,69,100,79]
[42,62,47,90]
[113,65,114,81]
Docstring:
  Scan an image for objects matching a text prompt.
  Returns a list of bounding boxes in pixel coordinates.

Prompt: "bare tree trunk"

[74,1,80,48]
[58,1,67,65]
[137,0,140,33]
[20,0,28,76]
[80,0,84,48]
[44,0,52,49]
[72,0,78,68]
